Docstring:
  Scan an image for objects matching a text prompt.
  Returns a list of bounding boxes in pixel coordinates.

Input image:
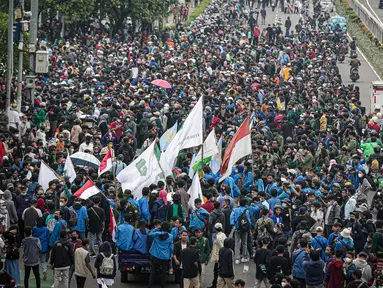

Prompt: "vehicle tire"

[121,271,128,283]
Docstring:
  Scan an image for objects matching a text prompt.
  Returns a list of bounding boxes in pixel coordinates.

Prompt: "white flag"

[64,154,77,183]
[160,97,203,176]
[188,173,204,209]
[210,136,222,174]
[38,161,58,191]
[117,142,164,199]
[190,130,219,175]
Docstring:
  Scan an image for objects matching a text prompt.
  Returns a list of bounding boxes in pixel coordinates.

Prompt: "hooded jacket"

[70,203,88,232]
[302,255,325,285]
[50,238,74,268]
[4,191,17,225]
[149,230,173,260]
[218,238,234,278]
[95,242,116,279]
[115,222,134,251]
[325,259,344,288]
[353,258,372,283]
[208,209,226,233]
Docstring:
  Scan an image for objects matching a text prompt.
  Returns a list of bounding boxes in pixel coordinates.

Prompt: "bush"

[336,0,383,78]
[184,0,212,26]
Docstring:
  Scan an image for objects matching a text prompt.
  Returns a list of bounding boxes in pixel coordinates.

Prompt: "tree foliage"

[47,0,96,23]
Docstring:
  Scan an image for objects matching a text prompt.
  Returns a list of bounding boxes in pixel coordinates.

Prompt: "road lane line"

[365,0,383,25]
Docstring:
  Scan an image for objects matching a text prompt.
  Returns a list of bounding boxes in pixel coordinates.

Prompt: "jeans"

[75,276,87,288]
[247,233,254,258]
[149,256,169,288]
[68,265,75,288]
[39,253,47,272]
[89,232,102,254]
[184,276,200,288]
[234,230,248,260]
[54,267,70,288]
[24,264,40,288]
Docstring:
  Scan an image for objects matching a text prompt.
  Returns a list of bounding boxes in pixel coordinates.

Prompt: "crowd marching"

[0,0,381,287]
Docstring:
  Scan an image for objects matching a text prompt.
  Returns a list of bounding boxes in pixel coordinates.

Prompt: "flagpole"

[200,94,204,178]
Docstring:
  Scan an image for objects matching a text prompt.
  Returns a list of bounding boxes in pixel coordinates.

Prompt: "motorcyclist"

[349,54,361,74]
[349,37,357,52]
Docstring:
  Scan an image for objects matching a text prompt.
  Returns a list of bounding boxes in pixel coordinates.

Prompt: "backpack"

[100,252,114,276]
[238,210,250,233]
[68,208,78,227]
[340,239,352,253]
[46,213,57,232]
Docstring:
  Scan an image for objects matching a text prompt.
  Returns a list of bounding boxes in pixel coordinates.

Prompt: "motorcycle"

[350,67,359,82]
[338,51,345,63]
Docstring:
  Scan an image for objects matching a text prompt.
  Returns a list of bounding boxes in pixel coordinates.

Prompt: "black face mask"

[54,216,59,220]
[71,236,77,242]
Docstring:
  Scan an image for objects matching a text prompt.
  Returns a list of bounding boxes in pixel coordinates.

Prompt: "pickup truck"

[118,250,175,283]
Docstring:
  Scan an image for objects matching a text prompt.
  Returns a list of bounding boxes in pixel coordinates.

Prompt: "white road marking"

[365,0,383,25]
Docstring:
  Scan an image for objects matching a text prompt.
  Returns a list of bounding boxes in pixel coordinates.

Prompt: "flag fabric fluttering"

[110,207,117,242]
[160,97,203,176]
[219,117,252,182]
[38,161,59,191]
[64,154,77,183]
[98,150,113,176]
[210,136,222,174]
[159,122,178,151]
[116,142,165,199]
[188,173,204,209]
[190,129,219,174]
[73,180,101,200]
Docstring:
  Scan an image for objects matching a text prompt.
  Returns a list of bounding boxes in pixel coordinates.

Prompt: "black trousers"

[24,264,40,288]
[211,263,219,288]
[175,268,183,288]
[76,275,87,288]
[149,256,169,288]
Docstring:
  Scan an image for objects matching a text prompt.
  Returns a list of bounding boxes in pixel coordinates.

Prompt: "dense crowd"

[0,0,381,287]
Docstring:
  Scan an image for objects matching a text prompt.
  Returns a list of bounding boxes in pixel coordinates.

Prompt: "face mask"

[54,216,59,220]
[292,205,297,209]
[21,192,27,196]
[267,163,272,167]
[358,173,363,178]
[71,236,77,242]
[281,283,287,287]
[59,202,65,207]
[344,258,351,263]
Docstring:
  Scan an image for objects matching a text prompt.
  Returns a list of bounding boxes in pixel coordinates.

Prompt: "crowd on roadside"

[0,0,382,287]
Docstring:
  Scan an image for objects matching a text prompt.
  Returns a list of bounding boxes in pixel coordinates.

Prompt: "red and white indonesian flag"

[219,117,252,182]
[74,180,101,200]
[110,207,117,242]
[98,150,113,176]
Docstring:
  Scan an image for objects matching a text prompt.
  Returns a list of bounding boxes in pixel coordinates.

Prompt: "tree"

[47,0,96,23]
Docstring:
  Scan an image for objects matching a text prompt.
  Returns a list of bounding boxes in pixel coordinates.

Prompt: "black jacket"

[218,241,234,278]
[208,209,225,234]
[180,246,199,279]
[222,206,232,235]
[267,255,290,283]
[254,247,272,279]
[50,239,74,268]
[173,241,187,269]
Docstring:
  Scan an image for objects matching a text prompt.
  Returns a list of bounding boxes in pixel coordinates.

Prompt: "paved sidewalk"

[165,5,196,26]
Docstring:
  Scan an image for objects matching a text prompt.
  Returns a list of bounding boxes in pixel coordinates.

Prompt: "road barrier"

[347,0,383,43]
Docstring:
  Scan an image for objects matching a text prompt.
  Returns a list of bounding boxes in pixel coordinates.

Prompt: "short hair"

[239,198,247,207]
[161,221,170,231]
[82,239,90,246]
[335,249,344,258]
[24,226,32,237]
[194,198,202,205]
[123,214,132,222]
[92,196,101,204]
[181,230,188,235]
[214,201,220,209]
[153,219,161,226]
[376,220,383,229]
[189,236,197,245]
[276,245,285,254]
[60,230,67,239]
[353,269,362,279]
[142,187,150,196]
[310,250,320,261]
[234,279,246,287]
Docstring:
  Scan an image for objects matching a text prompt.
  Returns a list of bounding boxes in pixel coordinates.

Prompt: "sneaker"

[241,257,249,263]
[89,253,96,257]
[235,260,240,264]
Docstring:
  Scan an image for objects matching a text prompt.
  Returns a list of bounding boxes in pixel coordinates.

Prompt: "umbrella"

[70,152,100,168]
[151,79,172,89]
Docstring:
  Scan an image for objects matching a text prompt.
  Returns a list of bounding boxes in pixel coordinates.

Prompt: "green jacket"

[371,229,383,254]
[345,139,357,155]
[31,109,46,129]
[302,153,314,173]
[196,236,210,264]
[360,141,378,160]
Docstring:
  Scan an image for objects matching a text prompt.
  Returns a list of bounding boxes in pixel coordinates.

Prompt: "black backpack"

[238,210,250,233]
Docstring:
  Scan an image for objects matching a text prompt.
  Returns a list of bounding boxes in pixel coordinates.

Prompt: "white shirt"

[345,195,357,220]
[7,109,20,129]
[79,142,94,153]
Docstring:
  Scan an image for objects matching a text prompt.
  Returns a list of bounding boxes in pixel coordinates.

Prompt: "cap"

[316,226,324,232]
[214,223,223,229]
[358,251,368,258]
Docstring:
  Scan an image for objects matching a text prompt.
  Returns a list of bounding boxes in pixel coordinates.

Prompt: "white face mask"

[358,173,363,178]
[281,283,287,287]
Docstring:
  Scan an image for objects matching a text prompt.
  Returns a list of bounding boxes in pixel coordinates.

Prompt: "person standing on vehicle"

[74,239,96,288]
[22,226,41,288]
[50,230,74,288]
[115,214,134,251]
[148,221,173,288]
[70,198,88,239]
[181,237,200,288]
[87,196,105,256]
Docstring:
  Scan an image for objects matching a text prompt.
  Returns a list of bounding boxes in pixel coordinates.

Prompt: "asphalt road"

[16,4,382,288]
[358,0,383,27]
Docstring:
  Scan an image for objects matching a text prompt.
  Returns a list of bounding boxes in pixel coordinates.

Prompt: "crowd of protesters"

[0,0,382,287]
